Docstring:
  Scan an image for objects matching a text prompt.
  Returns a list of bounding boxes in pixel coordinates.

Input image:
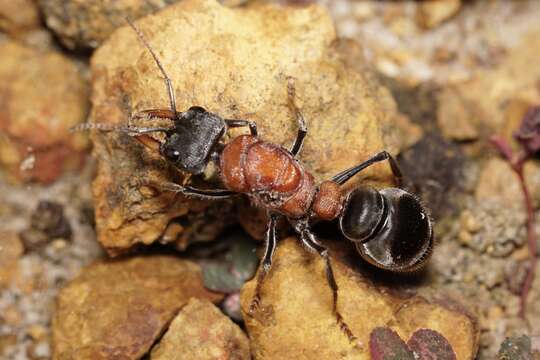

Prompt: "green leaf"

[202,236,258,293]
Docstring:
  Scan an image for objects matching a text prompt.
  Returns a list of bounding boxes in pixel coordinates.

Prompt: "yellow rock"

[0,0,41,36]
[0,41,89,184]
[52,256,222,360]
[437,29,540,138]
[151,298,250,360]
[474,158,524,208]
[0,231,23,289]
[416,0,462,29]
[241,237,478,360]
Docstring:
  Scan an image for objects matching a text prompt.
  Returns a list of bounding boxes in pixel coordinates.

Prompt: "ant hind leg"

[249,214,279,315]
[299,227,357,343]
[331,151,403,187]
[137,180,237,200]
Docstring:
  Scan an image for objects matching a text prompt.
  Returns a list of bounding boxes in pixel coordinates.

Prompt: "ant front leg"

[287,78,308,157]
[331,151,403,187]
[296,221,357,342]
[249,214,279,315]
[138,180,238,200]
[160,182,238,200]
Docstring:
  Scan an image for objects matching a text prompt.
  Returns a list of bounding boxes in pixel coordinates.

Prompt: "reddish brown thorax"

[220,135,315,218]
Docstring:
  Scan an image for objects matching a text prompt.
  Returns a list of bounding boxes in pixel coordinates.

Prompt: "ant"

[77,19,434,342]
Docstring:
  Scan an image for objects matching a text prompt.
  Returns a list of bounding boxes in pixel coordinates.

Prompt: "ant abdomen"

[339,187,433,272]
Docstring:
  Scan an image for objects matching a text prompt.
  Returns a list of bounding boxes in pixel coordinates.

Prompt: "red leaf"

[514,105,540,155]
[369,327,415,360]
[407,328,457,360]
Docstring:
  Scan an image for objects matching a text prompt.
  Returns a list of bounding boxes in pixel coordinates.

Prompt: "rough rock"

[240,237,478,360]
[20,200,72,252]
[89,0,418,255]
[523,262,540,343]
[38,0,183,49]
[415,0,462,29]
[52,256,222,360]
[437,29,540,140]
[497,335,538,360]
[0,231,23,288]
[150,298,250,359]
[428,209,538,360]
[0,334,17,358]
[0,166,104,359]
[0,0,55,52]
[475,158,523,207]
[458,200,526,258]
[326,1,540,87]
[432,213,523,291]
[474,157,540,211]
[0,41,89,184]
[397,132,465,219]
[437,87,479,141]
[0,0,41,36]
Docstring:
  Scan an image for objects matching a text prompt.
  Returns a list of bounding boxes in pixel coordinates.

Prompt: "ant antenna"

[126,17,177,116]
[69,20,179,137]
[70,122,170,135]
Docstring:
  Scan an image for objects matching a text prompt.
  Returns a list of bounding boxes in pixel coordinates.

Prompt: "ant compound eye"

[341,187,433,272]
[162,145,182,163]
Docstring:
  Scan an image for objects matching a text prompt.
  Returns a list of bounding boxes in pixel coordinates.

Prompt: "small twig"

[490,135,537,320]
[516,166,538,320]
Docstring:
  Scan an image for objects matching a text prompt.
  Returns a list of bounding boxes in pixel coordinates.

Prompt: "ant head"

[159,106,226,175]
[339,187,433,272]
[71,106,226,176]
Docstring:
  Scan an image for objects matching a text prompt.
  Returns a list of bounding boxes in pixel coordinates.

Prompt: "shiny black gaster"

[339,187,433,272]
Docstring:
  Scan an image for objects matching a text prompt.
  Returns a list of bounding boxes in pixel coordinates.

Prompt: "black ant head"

[159,106,226,175]
[339,187,433,272]
[71,107,227,176]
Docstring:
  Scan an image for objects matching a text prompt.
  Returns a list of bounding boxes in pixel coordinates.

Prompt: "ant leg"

[146,181,237,200]
[331,151,402,187]
[131,109,177,122]
[127,18,177,115]
[225,119,258,136]
[249,214,279,314]
[287,78,307,157]
[299,228,357,342]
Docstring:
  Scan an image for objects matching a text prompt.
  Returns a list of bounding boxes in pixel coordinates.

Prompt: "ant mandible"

[79,19,434,342]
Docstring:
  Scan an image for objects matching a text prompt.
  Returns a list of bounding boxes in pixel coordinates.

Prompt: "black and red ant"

[77,19,434,342]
